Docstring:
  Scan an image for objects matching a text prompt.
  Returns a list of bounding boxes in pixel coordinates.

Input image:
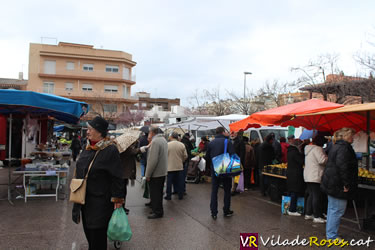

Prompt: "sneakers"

[305,215,314,220]
[313,217,326,223]
[287,211,302,216]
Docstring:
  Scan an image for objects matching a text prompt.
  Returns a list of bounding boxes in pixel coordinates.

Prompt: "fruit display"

[358,168,375,185]
[263,163,288,176]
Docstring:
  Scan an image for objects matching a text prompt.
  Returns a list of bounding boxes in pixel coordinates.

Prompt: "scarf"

[86,137,113,151]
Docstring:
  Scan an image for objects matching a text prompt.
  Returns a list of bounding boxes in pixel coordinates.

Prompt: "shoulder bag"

[69,151,99,204]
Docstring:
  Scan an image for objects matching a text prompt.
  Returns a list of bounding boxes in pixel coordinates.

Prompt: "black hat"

[88,116,108,136]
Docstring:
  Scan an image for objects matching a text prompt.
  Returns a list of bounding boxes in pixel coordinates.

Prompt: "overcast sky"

[1,0,374,106]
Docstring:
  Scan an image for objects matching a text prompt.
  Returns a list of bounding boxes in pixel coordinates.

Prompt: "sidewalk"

[0,164,374,249]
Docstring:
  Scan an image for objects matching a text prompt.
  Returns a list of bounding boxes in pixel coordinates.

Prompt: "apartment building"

[28,42,138,121]
[133,91,180,111]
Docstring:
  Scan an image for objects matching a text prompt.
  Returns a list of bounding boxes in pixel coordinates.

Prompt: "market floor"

[0,164,374,250]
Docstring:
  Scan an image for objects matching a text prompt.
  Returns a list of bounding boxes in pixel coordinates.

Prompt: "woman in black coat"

[286,139,305,216]
[72,116,125,250]
[320,128,357,240]
[258,134,275,196]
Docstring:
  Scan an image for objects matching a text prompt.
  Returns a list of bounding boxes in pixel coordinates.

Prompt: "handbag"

[236,172,244,192]
[69,151,99,204]
[212,139,242,177]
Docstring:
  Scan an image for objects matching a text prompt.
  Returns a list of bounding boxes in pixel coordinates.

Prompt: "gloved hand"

[72,203,81,224]
[140,146,149,153]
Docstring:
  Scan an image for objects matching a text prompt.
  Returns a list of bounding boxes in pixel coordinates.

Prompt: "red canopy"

[229,99,343,132]
[284,102,375,132]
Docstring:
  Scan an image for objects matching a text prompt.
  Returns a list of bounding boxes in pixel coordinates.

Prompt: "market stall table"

[13,166,69,202]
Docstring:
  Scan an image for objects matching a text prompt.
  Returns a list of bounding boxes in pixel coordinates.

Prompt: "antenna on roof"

[40,37,58,45]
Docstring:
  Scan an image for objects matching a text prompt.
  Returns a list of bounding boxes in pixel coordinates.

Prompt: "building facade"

[133,91,180,111]
[28,42,138,121]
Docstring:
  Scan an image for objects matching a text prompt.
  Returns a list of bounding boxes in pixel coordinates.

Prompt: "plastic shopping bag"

[212,139,242,177]
[143,181,150,199]
[236,172,244,193]
[198,157,206,171]
[281,195,304,215]
[107,207,132,241]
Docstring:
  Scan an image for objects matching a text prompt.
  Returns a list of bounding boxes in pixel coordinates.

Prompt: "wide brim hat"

[114,129,141,153]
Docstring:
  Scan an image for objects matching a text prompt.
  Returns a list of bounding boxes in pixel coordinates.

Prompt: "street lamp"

[244,72,252,100]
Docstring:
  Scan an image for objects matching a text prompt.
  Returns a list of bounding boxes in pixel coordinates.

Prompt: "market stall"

[0,89,88,203]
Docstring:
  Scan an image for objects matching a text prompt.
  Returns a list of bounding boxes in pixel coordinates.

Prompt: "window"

[66,62,75,70]
[103,104,117,113]
[141,103,147,107]
[123,67,130,80]
[43,82,54,94]
[104,85,118,93]
[123,85,128,98]
[83,64,94,71]
[65,83,73,91]
[250,131,260,142]
[106,65,119,73]
[44,60,56,74]
[82,84,93,91]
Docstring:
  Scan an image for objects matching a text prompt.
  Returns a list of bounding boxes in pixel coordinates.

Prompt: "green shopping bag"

[143,181,150,199]
[107,207,132,241]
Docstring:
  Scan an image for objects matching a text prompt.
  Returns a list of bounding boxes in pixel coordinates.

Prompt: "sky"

[1,0,374,106]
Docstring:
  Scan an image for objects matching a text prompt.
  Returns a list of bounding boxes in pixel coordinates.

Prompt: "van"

[246,126,302,143]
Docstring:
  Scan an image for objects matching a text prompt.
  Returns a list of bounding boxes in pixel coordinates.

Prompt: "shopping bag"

[212,139,242,177]
[143,181,150,199]
[198,157,206,171]
[107,207,132,241]
[281,195,304,215]
[236,172,244,192]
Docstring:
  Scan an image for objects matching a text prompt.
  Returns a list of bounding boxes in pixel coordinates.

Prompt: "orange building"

[28,42,138,121]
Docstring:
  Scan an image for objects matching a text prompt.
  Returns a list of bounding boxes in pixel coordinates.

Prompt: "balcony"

[35,88,139,103]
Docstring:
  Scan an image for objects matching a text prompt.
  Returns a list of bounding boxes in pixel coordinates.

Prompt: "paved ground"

[0,163,374,250]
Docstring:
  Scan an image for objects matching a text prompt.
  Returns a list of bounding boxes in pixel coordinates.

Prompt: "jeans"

[210,173,232,216]
[326,195,347,239]
[166,170,184,199]
[140,160,146,177]
[306,182,323,218]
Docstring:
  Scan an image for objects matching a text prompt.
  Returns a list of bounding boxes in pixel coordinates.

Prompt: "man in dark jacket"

[231,131,246,195]
[286,139,305,216]
[258,134,275,196]
[206,127,235,220]
[320,128,357,240]
[181,133,194,194]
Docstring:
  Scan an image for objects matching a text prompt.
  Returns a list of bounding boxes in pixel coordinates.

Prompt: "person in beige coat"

[165,132,188,200]
[304,135,328,223]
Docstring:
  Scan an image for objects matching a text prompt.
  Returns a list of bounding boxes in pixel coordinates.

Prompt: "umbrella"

[114,129,141,153]
[229,99,343,132]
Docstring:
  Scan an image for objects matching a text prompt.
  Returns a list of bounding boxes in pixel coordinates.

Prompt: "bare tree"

[116,109,145,127]
[203,87,232,116]
[291,53,341,100]
[257,80,292,107]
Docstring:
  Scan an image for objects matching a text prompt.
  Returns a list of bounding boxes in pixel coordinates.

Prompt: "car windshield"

[260,129,288,141]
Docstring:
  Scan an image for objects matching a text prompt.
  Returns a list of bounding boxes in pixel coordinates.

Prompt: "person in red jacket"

[280,137,289,163]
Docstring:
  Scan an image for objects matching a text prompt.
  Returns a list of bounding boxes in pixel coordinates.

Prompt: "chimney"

[18,72,23,80]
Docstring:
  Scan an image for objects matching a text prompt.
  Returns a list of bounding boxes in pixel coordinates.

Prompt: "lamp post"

[244,72,252,100]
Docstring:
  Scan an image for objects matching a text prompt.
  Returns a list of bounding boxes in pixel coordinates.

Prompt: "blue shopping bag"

[107,207,132,241]
[212,139,242,177]
[281,195,304,215]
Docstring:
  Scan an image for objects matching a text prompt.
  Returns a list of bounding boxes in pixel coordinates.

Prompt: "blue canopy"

[0,89,88,124]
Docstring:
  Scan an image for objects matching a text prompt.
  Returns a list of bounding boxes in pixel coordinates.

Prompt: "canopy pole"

[366,111,370,170]
[7,114,13,205]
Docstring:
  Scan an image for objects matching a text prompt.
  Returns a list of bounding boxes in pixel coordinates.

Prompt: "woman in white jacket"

[304,135,328,223]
